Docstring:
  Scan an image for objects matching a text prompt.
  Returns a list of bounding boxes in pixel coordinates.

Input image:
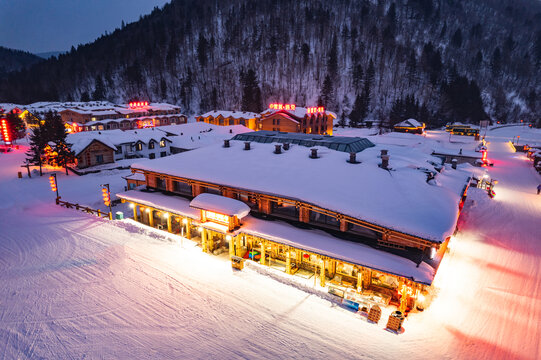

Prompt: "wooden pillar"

[235,236,241,257]
[229,235,235,258]
[185,219,192,239]
[201,229,208,252]
[148,208,154,227]
[340,219,348,232]
[357,271,363,292]
[286,250,291,275]
[299,207,309,223]
[133,204,138,221]
[260,241,266,266]
[167,213,172,233]
[319,258,326,287]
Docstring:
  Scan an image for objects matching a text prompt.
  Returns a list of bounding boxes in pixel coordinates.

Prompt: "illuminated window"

[160,139,166,147]
[136,142,143,151]
[149,141,155,149]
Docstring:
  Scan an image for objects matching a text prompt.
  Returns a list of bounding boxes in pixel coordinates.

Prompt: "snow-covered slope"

[0,126,540,359]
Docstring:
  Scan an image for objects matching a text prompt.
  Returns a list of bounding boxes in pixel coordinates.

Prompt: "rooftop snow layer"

[199,110,260,119]
[190,193,250,218]
[232,131,375,153]
[395,118,424,128]
[132,140,471,242]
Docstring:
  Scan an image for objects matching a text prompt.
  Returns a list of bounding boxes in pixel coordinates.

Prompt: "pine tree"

[301,43,310,66]
[349,94,363,127]
[48,111,75,174]
[320,74,334,108]
[197,34,209,67]
[5,112,25,142]
[240,69,262,113]
[26,123,46,176]
[491,47,502,76]
[338,111,347,128]
[451,29,462,48]
[327,35,338,76]
[92,76,106,101]
[80,91,90,102]
[352,63,364,94]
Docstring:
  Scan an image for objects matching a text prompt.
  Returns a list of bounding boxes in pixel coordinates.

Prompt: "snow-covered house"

[393,119,425,134]
[117,134,472,309]
[196,110,259,130]
[70,138,117,168]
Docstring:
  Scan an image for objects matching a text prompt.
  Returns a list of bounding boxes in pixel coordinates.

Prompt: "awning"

[190,193,250,218]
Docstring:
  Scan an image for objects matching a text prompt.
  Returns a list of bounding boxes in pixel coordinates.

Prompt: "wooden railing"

[56,198,111,219]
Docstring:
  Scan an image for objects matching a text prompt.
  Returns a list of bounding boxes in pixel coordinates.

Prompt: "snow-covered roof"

[261,107,338,119]
[395,118,424,128]
[198,110,260,119]
[67,128,172,149]
[132,140,471,242]
[190,193,251,218]
[156,122,252,150]
[70,138,117,156]
[123,172,146,181]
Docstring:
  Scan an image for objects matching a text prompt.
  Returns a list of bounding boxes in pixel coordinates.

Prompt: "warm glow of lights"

[269,103,296,111]
[197,226,203,232]
[306,106,325,114]
[48,175,57,192]
[129,101,149,109]
[101,187,110,206]
[163,213,169,218]
[205,211,229,224]
[430,247,436,259]
[182,218,188,224]
[145,208,150,213]
[1,118,11,143]
[129,203,134,208]
[225,235,232,241]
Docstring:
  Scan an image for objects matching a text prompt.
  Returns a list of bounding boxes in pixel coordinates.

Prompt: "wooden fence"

[56,198,111,219]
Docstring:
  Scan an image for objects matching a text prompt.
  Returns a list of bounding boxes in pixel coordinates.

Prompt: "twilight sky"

[0,0,171,54]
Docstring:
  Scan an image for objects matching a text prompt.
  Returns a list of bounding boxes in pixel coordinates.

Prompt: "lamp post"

[101,183,113,220]
[48,173,60,203]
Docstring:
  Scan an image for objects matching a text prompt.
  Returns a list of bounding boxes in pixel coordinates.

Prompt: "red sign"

[306,107,325,114]
[129,101,149,109]
[269,103,296,111]
[1,118,11,143]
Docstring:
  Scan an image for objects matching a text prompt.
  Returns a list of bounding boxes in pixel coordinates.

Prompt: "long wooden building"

[117,134,471,311]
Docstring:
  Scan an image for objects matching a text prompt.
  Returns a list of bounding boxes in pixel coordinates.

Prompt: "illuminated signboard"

[306,106,325,114]
[205,211,229,225]
[269,103,296,111]
[129,101,149,109]
[1,118,11,143]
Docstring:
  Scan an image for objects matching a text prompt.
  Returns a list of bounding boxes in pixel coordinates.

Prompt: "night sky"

[0,0,170,54]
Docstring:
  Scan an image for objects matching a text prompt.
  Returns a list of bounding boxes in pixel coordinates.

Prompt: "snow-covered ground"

[0,125,540,359]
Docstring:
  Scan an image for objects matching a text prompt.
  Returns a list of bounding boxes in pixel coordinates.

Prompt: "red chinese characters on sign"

[306,107,325,114]
[129,101,149,109]
[269,103,296,111]
[1,118,11,143]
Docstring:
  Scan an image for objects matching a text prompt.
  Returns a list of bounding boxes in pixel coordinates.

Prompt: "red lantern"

[49,175,57,192]
[102,187,110,206]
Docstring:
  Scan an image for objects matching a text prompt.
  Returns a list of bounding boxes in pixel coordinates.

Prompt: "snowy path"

[1,128,540,359]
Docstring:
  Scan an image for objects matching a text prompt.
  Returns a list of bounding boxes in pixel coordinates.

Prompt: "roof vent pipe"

[310,148,318,159]
[223,139,230,148]
[244,141,251,150]
[381,154,390,169]
[274,144,282,154]
[283,143,290,150]
[380,149,388,157]
[347,152,360,164]
[451,158,457,169]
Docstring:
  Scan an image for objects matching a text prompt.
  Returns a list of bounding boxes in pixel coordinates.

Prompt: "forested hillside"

[1,0,540,126]
[0,46,43,77]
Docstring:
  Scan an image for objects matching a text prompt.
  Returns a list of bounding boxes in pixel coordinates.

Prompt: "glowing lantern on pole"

[1,118,11,144]
[102,187,110,206]
[49,175,57,192]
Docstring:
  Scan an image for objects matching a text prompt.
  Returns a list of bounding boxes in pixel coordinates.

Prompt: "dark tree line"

[1,0,540,126]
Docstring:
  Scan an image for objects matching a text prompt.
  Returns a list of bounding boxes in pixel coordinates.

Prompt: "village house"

[196,104,336,135]
[393,118,425,134]
[117,133,471,312]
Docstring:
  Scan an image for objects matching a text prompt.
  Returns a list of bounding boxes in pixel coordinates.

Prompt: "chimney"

[274,144,282,154]
[381,154,390,169]
[348,152,359,164]
[224,139,230,148]
[380,149,388,157]
[244,141,251,150]
[310,148,318,158]
[283,143,290,150]
[451,158,457,169]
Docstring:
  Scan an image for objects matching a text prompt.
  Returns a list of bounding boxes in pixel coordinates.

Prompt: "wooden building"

[393,119,425,134]
[73,139,115,168]
[196,111,259,130]
[116,136,471,311]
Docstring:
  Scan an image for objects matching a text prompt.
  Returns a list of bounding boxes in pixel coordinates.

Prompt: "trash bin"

[115,211,124,220]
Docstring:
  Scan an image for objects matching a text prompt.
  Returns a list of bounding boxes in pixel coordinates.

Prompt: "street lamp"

[100,184,113,220]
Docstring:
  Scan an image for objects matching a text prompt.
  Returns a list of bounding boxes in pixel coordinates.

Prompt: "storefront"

[117,189,432,313]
